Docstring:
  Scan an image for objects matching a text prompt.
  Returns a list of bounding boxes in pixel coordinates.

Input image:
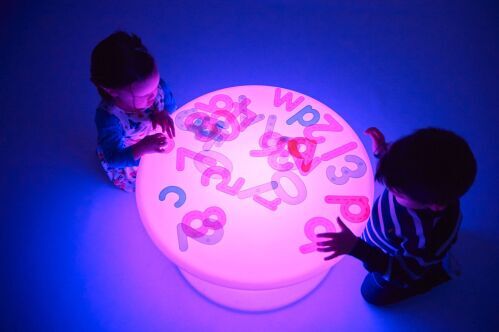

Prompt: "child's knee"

[360,273,410,306]
[360,273,389,306]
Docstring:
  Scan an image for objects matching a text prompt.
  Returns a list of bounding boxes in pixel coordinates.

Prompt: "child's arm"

[151,111,175,138]
[96,108,167,167]
[317,223,420,283]
[315,218,392,273]
[364,127,388,158]
[96,108,139,167]
[317,217,455,284]
[348,238,452,284]
[150,80,177,138]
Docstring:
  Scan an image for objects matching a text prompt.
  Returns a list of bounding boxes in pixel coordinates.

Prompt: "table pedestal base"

[179,268,330,311]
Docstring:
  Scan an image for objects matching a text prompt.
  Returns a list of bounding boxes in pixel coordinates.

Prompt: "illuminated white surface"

[179,268,329,311]
[137,85,373,310]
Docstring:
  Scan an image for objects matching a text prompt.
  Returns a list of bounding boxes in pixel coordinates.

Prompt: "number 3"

[326,155,367,185]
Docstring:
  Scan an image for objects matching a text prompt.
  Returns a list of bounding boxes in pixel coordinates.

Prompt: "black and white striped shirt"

[350,188,461,286]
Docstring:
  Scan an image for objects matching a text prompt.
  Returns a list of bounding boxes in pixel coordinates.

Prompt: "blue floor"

[1,1,498,331]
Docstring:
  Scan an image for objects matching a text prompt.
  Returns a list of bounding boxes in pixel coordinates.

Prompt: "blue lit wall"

[1,1,498,331]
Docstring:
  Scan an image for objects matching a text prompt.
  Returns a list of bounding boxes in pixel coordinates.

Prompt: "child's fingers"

[161,122,170,138]
[166,125,173,139]
[156,138,166,151]
[164,118,171,132]
[316,233,335,238]
[336,217,347,230]
[317,242,341,250]
[365,128,385,143]
[364,127,376,136]
[364,130,380,149]
[165,116,175,137]
[365,127,380,136]
[317,247,335,253]
[324,252,342,261]
[155,134,166,143]
[171,122,176,137]
[155,135,166,146]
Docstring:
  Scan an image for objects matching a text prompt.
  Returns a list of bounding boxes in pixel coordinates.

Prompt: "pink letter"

[274,87,305,112]
[321,141,358,161]
[237,181,278,199]
[299,217,336,254]
[288,137,320,174]
[324,195,371,223]
[201,166,245,196]
[272,171,307,205]
[267,150,294,171]
[176,147,216,171]
[286,105,320,127]
[194,93,234,113]
[304,113,343,144]
[253,195,281,211]
[233,96,265,131]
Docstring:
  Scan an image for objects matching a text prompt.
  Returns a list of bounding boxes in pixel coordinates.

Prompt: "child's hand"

[364,127,388,158]
[316,217,359,260]
[135,133,168,157]
[151,111,176,139]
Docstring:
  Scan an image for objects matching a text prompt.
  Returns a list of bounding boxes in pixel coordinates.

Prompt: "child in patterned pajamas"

[90,31,176,192]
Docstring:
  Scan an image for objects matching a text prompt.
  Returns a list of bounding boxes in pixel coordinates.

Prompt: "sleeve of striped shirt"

[349,238,390,274]
[350,190,461,284]
[350,239,437,283]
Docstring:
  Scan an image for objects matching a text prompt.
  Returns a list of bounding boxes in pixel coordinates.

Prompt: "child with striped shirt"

[317,127,476,305]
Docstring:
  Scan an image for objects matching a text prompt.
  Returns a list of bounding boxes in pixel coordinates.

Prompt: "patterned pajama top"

[95,79,176,192]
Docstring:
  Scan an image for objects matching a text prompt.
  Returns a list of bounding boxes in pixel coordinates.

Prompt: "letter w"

[273,87,305,112]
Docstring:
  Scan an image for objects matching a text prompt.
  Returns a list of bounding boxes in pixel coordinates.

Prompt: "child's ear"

[100,86,119,98]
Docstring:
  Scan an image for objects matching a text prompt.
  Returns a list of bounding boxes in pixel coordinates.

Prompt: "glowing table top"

[137,85,374,290]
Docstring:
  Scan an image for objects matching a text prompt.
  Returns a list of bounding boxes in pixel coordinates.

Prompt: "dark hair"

[90,31,155,100]
[375,128,477,204]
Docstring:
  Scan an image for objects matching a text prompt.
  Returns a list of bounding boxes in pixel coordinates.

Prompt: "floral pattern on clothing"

[96,80,174,192]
